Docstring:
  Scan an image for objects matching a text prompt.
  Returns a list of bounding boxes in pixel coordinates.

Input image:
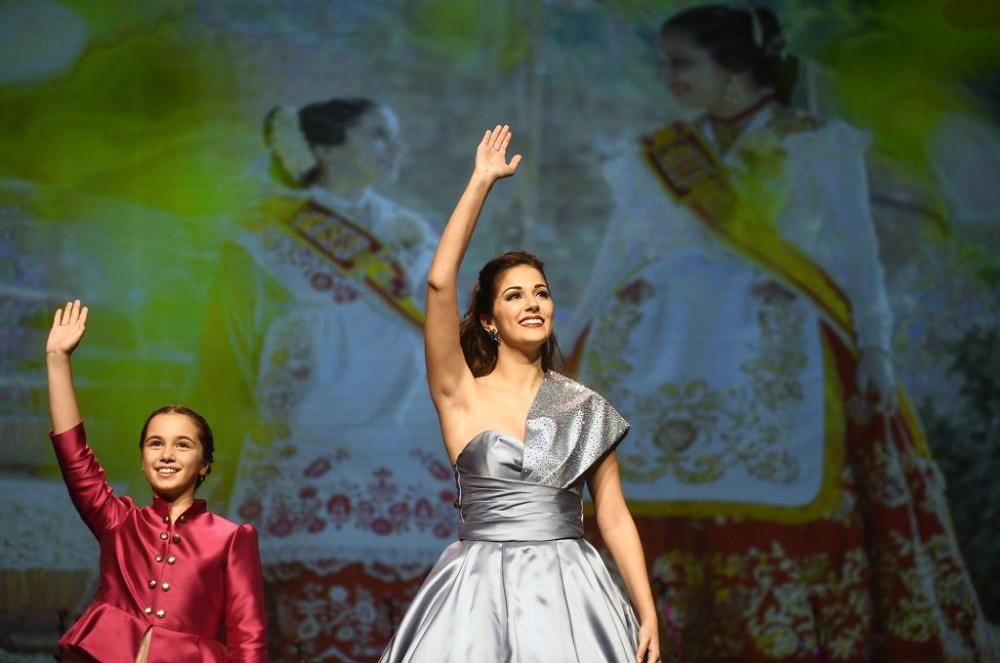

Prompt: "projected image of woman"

[197,98,454,657]
[572,5,992,660]
[379,125,661,662]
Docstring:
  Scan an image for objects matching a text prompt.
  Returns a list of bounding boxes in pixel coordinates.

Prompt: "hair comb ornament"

[269,105,318,184]
[743,3,788,60]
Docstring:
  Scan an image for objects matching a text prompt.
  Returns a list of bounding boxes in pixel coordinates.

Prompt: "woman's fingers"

[636,635,648,663]
[491,124,511,151]
[53,300,87,329]
[635,628,661,663]
[475,125,519,180]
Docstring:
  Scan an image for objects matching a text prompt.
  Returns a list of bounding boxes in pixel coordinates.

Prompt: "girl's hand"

[47,300,88,357]
[472,124,522,184]
[636,619,661,663]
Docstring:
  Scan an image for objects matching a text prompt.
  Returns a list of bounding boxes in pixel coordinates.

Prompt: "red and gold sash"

[642,122,855,342]
[257,197,425,328]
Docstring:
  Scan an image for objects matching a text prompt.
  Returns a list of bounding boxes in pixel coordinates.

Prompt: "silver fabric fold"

[379,538,639,662]
[458,472,584,542]
[379,403,639,662]
[522,372,630,488]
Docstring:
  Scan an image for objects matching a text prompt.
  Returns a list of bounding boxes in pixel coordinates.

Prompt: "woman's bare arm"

[589,451,661,663]
[425,126,521,406]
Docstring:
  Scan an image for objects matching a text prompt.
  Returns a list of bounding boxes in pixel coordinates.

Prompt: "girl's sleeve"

[224,523,268,662]
[50,422,132,539]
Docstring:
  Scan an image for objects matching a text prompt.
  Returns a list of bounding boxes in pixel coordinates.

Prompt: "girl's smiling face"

[141,413,209,502]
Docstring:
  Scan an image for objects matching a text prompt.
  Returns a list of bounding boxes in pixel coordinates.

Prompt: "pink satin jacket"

[51,423,267,662]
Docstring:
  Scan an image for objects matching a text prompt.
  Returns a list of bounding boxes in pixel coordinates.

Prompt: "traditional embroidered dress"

[199,186,453,660]
[572,103,993,661]
[379,371,640,662]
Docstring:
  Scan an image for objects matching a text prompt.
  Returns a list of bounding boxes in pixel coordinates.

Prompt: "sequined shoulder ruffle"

[522,372,630,488]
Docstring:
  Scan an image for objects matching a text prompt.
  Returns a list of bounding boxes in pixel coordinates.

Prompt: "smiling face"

[659,31,730,111]
[483,264,554,351]
[141,413,210,503]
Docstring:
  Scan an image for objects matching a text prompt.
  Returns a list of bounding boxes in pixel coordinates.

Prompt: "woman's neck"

[706,81,774,121]
[313,164,369,203]
[487,350,544,392]
[704,89,776,155]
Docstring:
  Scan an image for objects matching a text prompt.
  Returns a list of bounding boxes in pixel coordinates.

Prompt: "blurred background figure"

[571,4,993,661]
[195,97,456,660]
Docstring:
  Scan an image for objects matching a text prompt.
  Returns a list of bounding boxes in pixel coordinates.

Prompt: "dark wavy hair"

[459,250,562,377]
[139,405,215,488]
[661,5,799,104]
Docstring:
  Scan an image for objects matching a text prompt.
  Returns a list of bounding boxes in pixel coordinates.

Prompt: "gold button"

[162,515,169,523]
[144,606,152,615]
[155,609,166,618]
[167,556,176,565]
[155,554,164,563]
[162,582,170,591]
[179,515,186,522]
[148,579,157,588]
[160,532,168,540]
[172,534,181,544]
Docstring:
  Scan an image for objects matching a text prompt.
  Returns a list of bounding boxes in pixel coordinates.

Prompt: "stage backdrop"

[2,1,998,661]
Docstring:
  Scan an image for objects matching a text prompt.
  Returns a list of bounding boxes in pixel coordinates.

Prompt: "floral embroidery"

[588,275,808,486]
[581,276,654,402]
[237,446,456,540]
[648,533,985,661]
[261,226,360,305]
[264,563,425,662]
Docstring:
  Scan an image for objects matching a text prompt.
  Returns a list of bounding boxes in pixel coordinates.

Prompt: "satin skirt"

[378,536,639,662]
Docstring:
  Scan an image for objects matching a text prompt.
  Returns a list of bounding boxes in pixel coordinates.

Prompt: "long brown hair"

[459,250,562,377]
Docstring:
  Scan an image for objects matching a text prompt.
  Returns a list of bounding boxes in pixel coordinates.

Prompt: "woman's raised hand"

[473,124,522,183]
[47,300,89,357]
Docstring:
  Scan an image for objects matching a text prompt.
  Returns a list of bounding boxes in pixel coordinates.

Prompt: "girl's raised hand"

[473,124,522,183]
[47,300,89,356]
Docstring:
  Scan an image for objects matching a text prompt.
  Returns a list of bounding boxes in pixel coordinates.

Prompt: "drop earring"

[487,328,502,344]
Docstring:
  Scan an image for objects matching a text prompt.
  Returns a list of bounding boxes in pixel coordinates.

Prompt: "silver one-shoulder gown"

[378,424,640,662]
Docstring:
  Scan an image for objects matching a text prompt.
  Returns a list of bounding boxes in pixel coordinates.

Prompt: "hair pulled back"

[459,250,562,377]
[263,97,375,185]
[661,4,799,104]
[139,405,215,488]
